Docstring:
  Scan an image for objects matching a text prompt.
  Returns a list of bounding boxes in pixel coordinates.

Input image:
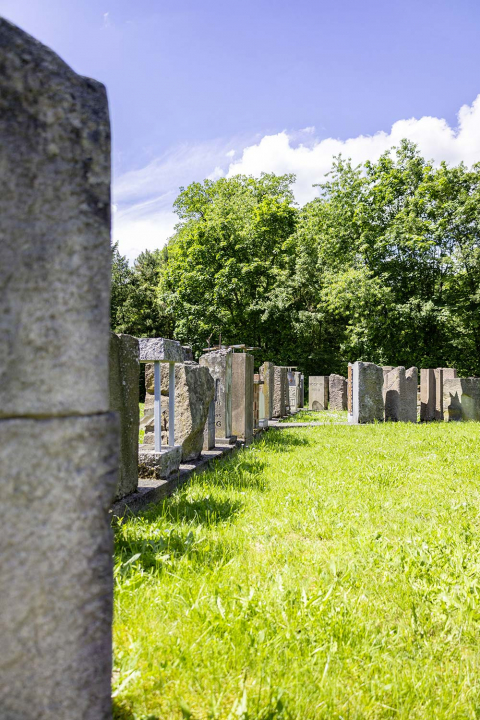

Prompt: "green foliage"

[112,143,480,375]
[113,422,480,718]
[111,244,174,338]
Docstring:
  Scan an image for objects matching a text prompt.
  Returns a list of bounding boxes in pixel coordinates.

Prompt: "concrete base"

[216,435,237,445]
[138,444,182,479]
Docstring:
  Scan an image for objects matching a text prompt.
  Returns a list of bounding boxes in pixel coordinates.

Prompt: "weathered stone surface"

[420,369,436,422]
[350,362,384,424]
[283,369,291,412]
[138,444,182,479]
[309,376,329,411]
[384,366,416,422]
[144,363,214,461]
[138,337,184,363]
[329,374,347,411]
[300,374,305,408]
[405,367,418,423]
[273,366,287,417]
[109,333,139,500]
[260,361,274,419]
[382,366,394,378]
[0,18,111,417]
[199,349,233,439]
[203,399,215,450]
[434,368,457,421]
[0,20,116,720]
[232,352,254,443]
[0,414,118,720]
[444,378,480,421]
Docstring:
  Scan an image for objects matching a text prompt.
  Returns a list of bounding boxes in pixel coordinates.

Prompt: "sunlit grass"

[113,422,480,719]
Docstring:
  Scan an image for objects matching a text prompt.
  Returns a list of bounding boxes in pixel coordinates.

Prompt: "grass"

[113,421,480,719]
[280,410,348,424]
[139,402,145,443]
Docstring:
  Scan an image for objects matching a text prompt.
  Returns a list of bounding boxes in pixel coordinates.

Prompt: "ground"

[113,420,480,719]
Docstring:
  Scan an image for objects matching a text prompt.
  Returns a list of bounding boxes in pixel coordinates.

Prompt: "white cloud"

[227,96,480,205]
[113,95,480,261]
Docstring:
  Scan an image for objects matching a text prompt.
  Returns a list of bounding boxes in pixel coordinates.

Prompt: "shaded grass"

[139,402,145,444]
[113,422,480,719]
[280,410,348,424]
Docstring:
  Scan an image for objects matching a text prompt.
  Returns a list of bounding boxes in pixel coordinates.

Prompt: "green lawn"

[280,410,348,424]
[113,422,480,719]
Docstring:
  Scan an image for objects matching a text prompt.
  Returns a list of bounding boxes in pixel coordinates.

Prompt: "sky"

[2,0,480,261]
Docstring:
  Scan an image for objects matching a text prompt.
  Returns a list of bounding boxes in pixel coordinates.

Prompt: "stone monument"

[273,366,287,417]
[329,374,347,411]
[109,333,139,500]
[232,352,254,444]
[444,378,480,421]
[0,19,118,718]
[349,362,384,424]
[309,376,329,411]
[260,361,274,419]
[420,368,436,422]
[199,348,236,443]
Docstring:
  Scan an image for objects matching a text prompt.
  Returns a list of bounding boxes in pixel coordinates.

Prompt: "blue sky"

[3,0,480,260]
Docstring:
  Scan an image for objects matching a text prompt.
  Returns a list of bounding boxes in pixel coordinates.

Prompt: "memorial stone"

[199,349,234,441]
[420,369,436,422]
[109,333,139,500]
[232,352,254,444]
[273,366,287,417]
[309,376,329,411]
[300,374,305,407]
[384,366,417,422]
[349,362,384,424]
[444,378,480,421]
[203,399,216,450]
[260,361,274,419]
[0,19,117,719]
[329,374,347,411]
[404,367,418,423]
[435,367,458,421]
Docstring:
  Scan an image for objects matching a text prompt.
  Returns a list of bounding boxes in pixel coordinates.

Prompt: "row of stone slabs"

[112,334,306,506]
[308,364,478,423]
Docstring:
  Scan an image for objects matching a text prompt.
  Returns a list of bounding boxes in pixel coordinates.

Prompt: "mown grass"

[280,410,348,424]
[113,422,480,719]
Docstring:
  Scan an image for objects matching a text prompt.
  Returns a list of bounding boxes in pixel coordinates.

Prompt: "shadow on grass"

[261,429,313,453]
[205,454,269,491]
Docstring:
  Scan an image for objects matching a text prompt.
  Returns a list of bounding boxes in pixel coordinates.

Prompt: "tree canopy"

[111,142,480,376]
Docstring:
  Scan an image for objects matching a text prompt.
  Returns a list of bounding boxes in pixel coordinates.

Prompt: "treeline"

[111,140,480,377]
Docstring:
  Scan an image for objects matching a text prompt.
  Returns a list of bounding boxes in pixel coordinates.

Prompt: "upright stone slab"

[109,333,139,500]
[203,399,216,450]
[384,366,416,423]
[350,362,384,424]
[300,374,305,408]
[232,352,254,444]
[288,370,298,412]
[404,367,418,423]
[329,374,347,411]
[199,349,234,441]
[420,369,436,422]
[253,374,261,430]
[260,361,274,419]
[444,378,480,421]
[0,19,117,719]
[309,376,329,411]
[435,367,458,421]
[273,366,287,417]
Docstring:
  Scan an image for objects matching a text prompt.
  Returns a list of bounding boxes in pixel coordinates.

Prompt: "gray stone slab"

[232,352,254,444]
[350,362,384,424]
[159,363,214,461]
[273,366,287,417]
[0,18,111,418]
[329,374,347,411]
[259,362,274,419]
[0,414,118,720]
[109,333,139,500]
[283,369,291,413]
[138,444,182,479]
[203,399,216,450]
[199,349,233,439]
[138,337,184,363]
[420,368,436,422]
[404,367,418,423]
[444,378,480,421]
[309,376,329,411]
